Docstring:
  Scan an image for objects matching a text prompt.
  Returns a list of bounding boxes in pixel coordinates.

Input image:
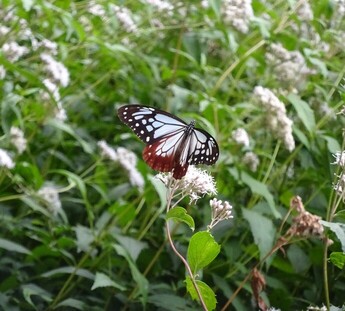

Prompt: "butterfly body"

[118,105,219,179]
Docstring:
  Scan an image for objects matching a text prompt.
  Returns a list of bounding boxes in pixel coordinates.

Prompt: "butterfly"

[118,105,219,179]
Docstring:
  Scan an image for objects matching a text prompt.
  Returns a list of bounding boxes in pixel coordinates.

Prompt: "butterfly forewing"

[118,105,187,144]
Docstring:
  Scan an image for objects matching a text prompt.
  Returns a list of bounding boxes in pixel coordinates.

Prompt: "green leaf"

[41,267,94,279]
[149,293,195,311]
[113,244,148,304]
[187,231,220,274]
[183,33,202,63]
[46,119,93,154]
[0,238,31,255]
[148,174,167,210]
[209,0,221,19]
[287,245,311,273]
[287,93,316,134]
[321,221,345,252]
[22,284,52,307]
[321,135,341,154]
[166,207,195,231]
[242,209,276,263]
[230,168,280,218]
[329,252,345,269]
[55,298,85,310]
[185,277,217,311]
[91,272,126,291]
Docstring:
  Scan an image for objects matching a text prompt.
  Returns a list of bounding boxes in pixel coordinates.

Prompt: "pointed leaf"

[185,277,217,311]
[187,231,220,274]
[91,272,126,291]
[166,207,195,231]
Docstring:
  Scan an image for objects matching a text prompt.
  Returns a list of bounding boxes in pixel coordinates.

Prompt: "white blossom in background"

[0,26,10,36]
[54,107,68,122]
[223,0,254,33]
[242,151,259,172]
[232,128,250,147]
[42,78,61,102]
[10,127,27,154]
[145,0,174,12]
[201,0,209,8]
[98,141,144,191]
[88,2,106,17]
[156,166,217,203]
[40,39,58,55]
[332,151,345,167]
[295,0,313,21]
[253,86,295,152]
[334,0,345,17]
[40,53,70,87]
[98,140,118,161]
[208,198,233,230]
[265,43,314,88]
[111,5,138,33]
[2,42,29,62]
[0,148,15,169]
[38,184,62,216]
[0,65,6,80]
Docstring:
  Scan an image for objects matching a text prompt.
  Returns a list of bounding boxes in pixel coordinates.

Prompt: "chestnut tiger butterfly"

[118,105,219,179]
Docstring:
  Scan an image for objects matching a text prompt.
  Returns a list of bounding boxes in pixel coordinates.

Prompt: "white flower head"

[156,166,217,203]
[111,5,137,33]
[0,148,15,169]
[232,128,250,147]
[10,127,27,154]
[0,65,6,80]
[38,184,62,216]
[223,0,254,33]
[295,0,313,21]
[332,151,345,168]
[253,86,295,152]
[209,198,234,230]
[54,107,68,122]
[145,0,174,12]
[42,78,61,102]
[2,42,29,62]
[88,2,106,17]
[40,53,70,87]
[98,140,118,161]
[242,151,259,172]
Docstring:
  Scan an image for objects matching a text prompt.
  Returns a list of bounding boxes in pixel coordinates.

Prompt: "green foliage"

[0,0,344,310]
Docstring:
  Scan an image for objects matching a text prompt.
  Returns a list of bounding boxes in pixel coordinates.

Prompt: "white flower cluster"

[332,151,345,199]
[209,198,233,230]
[295,0,313,21]
[253,86,295,152]
[156,166,217,203]
[0,65,6,80]
[232,128,250,147]
[97,141,144,191]
[88,2,106,17]
[0,148,15,169]
[334,0,345,17]
[145,0,174,12]
[2,42,29,62]
[111,5,137,33]
[242,151,260,172]
[38,184,62,216]
[10,127,27,154]
[222,0,254,34]
[265,43,314,88]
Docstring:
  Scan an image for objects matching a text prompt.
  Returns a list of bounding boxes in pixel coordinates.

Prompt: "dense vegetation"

[0,0,345,310]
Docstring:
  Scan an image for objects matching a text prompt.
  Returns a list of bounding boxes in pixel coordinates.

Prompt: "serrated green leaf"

[166,207,195,231]
[287,93,316,134]
[0,238,31,255]
[242,209,276,263]
[91,272,126,291]
[187,231,220,274]
[185,277,217,311]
